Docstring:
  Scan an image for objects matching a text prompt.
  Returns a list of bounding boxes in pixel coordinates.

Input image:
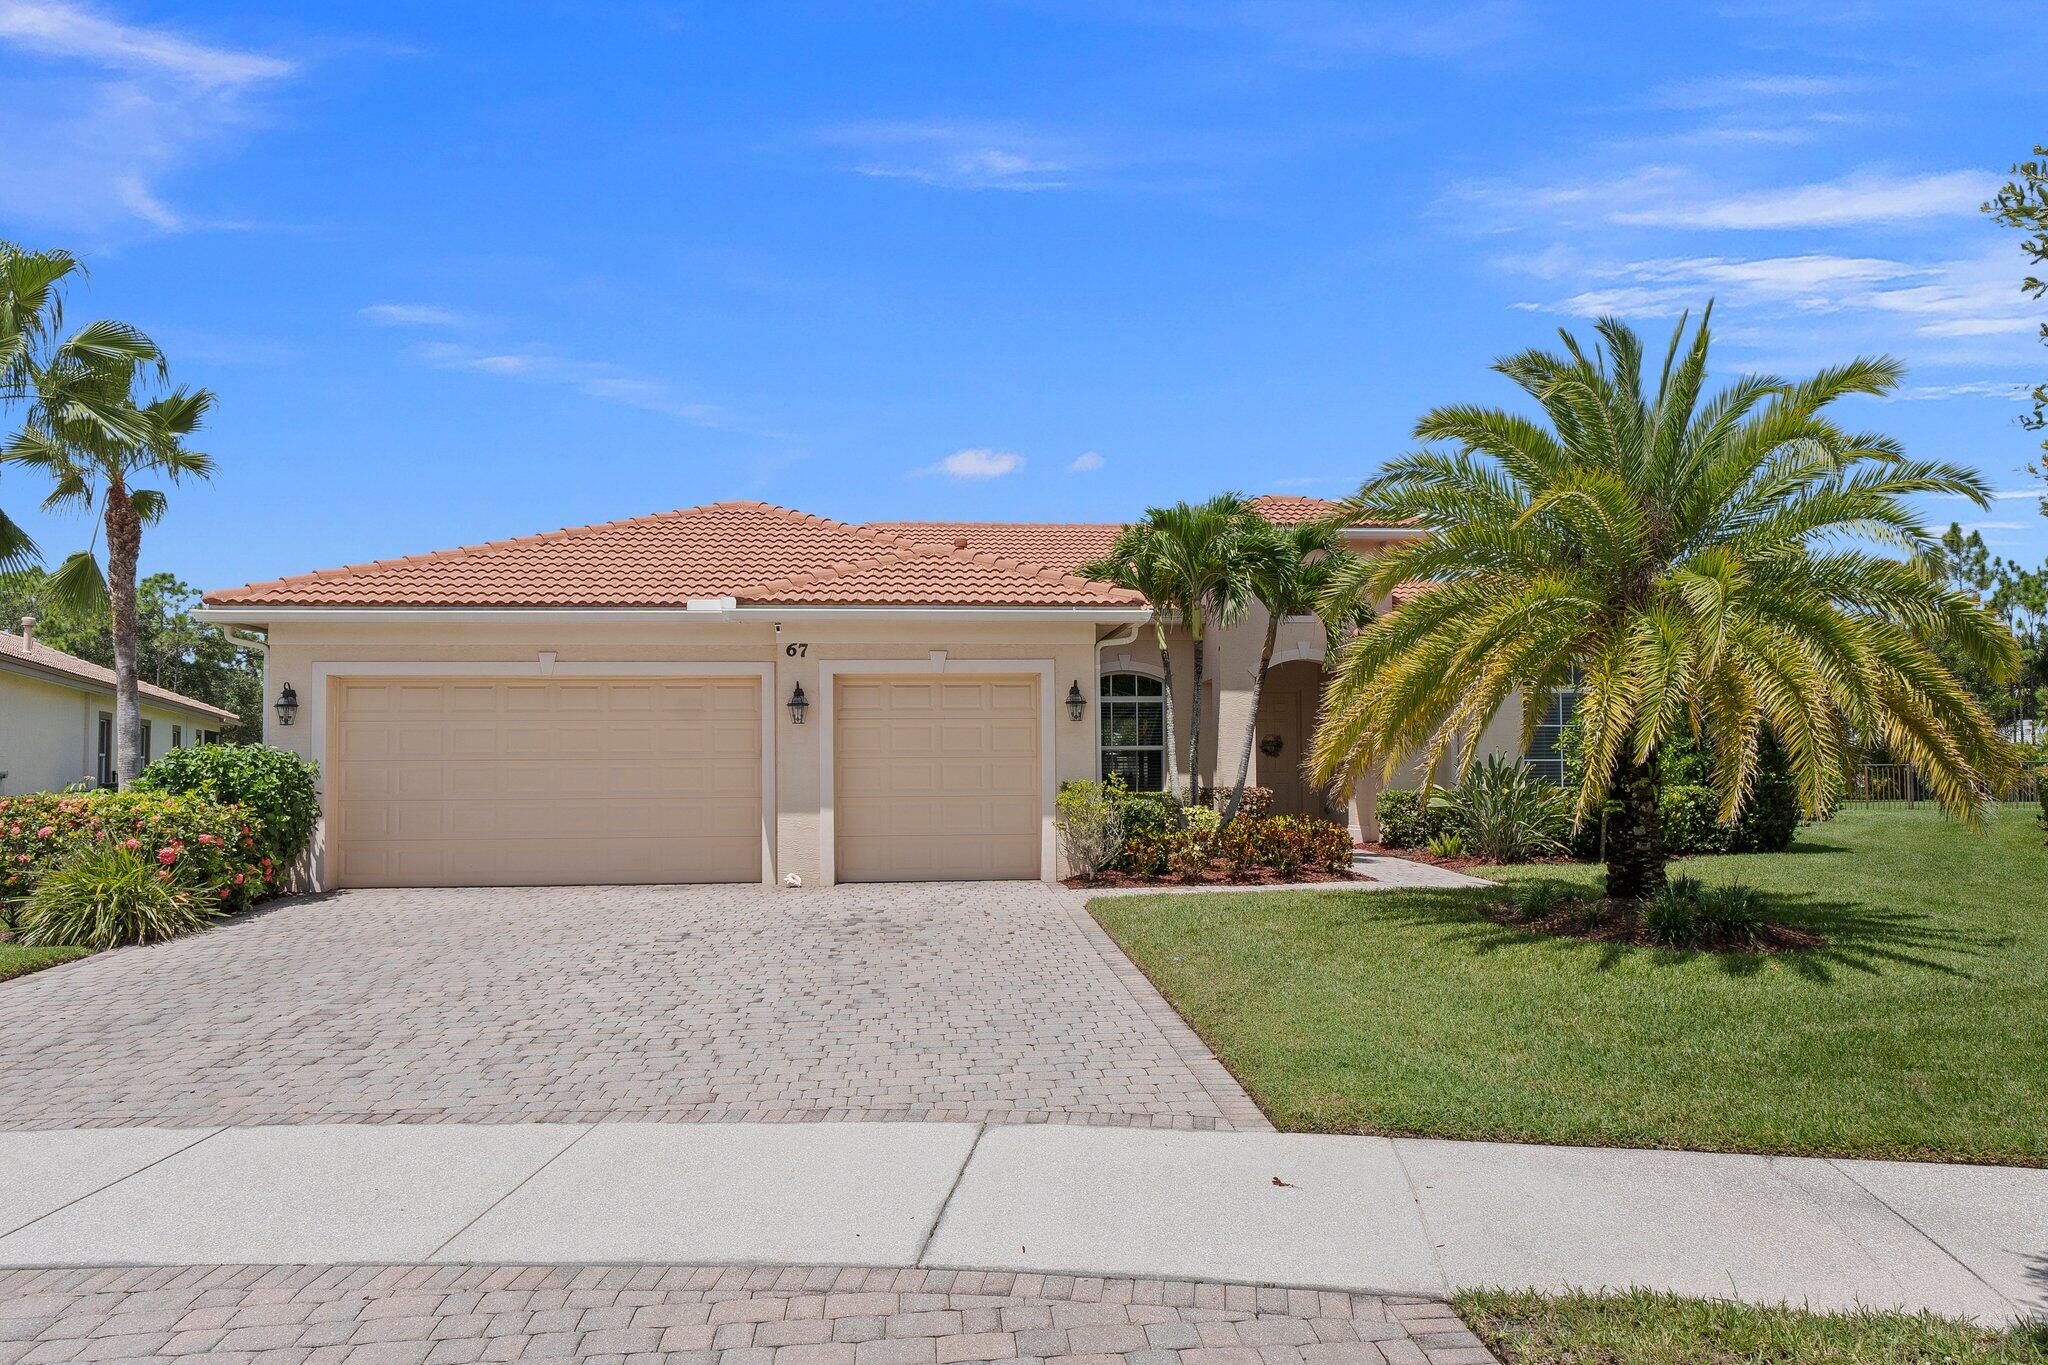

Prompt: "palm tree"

[1081,524,1185,799]
[5,322,212,787]
[1140,494,1260,804]
[1220,520,1368,824]
[0,242,90,572]
[1310,307,2018,899]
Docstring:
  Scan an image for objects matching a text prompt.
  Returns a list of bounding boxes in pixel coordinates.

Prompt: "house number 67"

[784,642,808,657]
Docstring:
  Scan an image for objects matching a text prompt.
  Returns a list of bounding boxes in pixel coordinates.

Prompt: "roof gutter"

[194,604,1153,626]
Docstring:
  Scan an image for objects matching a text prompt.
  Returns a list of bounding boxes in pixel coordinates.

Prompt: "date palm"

[1220,520,1367,824]
[1310,307,2017,899]
[5,315,212,787]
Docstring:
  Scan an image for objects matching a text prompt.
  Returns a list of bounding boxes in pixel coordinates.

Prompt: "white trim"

[196,605,1150,626]
[1266,642,1328,669]
[1099,653,1165,680]
[303,660,777,889]
[817,657,1059,888]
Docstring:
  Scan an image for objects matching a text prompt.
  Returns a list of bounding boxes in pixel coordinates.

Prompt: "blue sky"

[1,0,2044,595]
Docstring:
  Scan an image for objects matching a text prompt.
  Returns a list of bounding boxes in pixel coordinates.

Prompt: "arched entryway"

[1252,658,1339,818]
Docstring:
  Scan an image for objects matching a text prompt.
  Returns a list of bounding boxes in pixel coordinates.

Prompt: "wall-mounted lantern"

[274,683,299,728]
[787,681,810,725]
[1066,680,1087,721]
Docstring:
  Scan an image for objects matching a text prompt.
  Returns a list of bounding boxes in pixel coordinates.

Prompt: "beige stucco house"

[0,625,236,796]
[197,495,1523,890]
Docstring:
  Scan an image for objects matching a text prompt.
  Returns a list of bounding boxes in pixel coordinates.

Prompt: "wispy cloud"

[1891,381,2033,401]
[0,0,296,232]
[1611,169,1996,230]
[1650,73,1869,110]
[918,448,1025,480]
[823,121,1078,191]
[1067,450,1104,472]
[409,341,724,425]
[360,303,471,327]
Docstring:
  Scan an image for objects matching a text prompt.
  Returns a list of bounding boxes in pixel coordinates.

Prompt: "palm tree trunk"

[1603,755,1667,900]
[1223,615,1280,825]
[1188,633,1206,806]
[105,486,144,787]
[1153,622,1181,800]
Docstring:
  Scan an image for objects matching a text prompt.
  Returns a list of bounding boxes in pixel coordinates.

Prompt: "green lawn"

[0,943,90,983]
[1092,807,2048,1164]
[1456,1289,2048,1364]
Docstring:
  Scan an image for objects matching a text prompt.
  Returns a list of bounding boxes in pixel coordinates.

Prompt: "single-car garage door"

[834,675,1041,882]
[329,677,761,888]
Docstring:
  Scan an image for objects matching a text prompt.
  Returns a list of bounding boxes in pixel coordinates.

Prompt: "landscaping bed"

[1092,807,2048,1164]
[1065,865,1361,889]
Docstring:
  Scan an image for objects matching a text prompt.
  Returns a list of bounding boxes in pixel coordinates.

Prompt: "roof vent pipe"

[18,616,33,650]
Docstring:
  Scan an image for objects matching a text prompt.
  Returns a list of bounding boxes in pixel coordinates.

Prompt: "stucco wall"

[0,669,225,796]
[258,614,1105,888]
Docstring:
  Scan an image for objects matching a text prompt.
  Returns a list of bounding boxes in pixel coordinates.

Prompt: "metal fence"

[1842,762,2041,807]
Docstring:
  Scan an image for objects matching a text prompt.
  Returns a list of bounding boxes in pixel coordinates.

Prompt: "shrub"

[1696,882,1766,946]
[1215,815,1352,877]
[0,789,275,915]
[1512,880,1581,921]
[1658,784,1733,855]
[1731,740,1801,853]
[1202,786,1273,818]
[134,744,321,869]
[15,843,223,949]
[1055,780,1126,879]
[1435,755,1573,862]
[1426,830,1469,858]
[1375,788,1453,848]
[1117,788,1187,842]
[1182,805,1221,837]
[1644,875,1703,946]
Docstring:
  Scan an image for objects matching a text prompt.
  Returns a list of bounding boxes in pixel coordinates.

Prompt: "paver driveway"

[0,883,1263,1131]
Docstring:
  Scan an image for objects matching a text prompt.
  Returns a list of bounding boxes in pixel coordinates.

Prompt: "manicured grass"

[1456,1288,2048,1364]
[0,942,90,983]
[1091,807,2048,1164]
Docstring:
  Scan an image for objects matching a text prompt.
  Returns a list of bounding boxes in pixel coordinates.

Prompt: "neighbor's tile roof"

[864,522,1125,576]
[1245,494,1341,524]
[203,501,1142,610]
[0,632,237,722]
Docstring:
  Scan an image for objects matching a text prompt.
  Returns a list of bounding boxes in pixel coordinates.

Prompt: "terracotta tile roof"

[1390,579,1438,607]
[863,522,1124,575]
[204,501,1140,610]
[0,631,236,722]
[1246,494,1341,524]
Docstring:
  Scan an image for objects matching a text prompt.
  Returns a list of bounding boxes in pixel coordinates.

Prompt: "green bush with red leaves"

[0,790,278,925]
[1115,813,1351,881]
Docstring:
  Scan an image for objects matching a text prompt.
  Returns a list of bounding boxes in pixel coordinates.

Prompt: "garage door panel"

[331,676,761,888]
[835,674,1040,882]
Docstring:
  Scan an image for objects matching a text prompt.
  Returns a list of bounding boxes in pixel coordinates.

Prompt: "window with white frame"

[1523,674,1582,783]
[1099,672,1166,791]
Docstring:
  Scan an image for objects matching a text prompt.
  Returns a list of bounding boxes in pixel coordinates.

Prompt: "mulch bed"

[1064,867,1363,889]
[1480,897,1826,954]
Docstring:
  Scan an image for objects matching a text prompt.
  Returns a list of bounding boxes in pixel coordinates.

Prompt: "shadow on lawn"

[1360,883,2011,984]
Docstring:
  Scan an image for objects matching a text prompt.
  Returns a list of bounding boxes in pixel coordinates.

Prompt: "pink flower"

[232,873,245,885]
[123,838,141,851]
[157,847,178,866]
[216,888,230,899]
[35,826,53,839]
[197,833,216,845]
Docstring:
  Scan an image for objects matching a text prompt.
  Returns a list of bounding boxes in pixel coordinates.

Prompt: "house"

[196,495,1518,890]
[0,623,236,795]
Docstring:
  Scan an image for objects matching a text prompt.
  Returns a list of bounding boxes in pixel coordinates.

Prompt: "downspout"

[1092,622,1140,780]
[227,628,269,742]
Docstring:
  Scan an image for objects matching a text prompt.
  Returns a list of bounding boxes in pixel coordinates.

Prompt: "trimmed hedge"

[1374,787,1455,848]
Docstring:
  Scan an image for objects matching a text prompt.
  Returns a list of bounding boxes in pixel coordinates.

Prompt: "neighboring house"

[195,495,1520,890]
[0,623,236,796]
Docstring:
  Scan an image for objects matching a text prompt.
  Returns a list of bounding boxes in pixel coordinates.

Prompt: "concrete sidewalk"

[0,1123,2039,1324]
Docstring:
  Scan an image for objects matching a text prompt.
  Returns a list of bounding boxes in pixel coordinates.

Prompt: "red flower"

[232,873,245,885]
[157,847,178,866]
[123,838,141,850]
[35,826,53,839]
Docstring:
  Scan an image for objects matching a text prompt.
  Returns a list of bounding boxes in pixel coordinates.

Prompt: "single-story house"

[0,623,236,795]
[197,495,1528,890]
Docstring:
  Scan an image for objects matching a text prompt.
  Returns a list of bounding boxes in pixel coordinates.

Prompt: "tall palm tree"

[1082,524,1185,798]
[1141,494,1260,804]
[0,242,90,572]
[5,324,211,787]
[1310,307,2018,899]
[1220,520,1368,824]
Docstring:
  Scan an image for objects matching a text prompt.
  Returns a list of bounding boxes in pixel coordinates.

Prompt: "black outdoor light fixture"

[787,681,809,725]
[1066,680,1086,721]
[274,682,300,728]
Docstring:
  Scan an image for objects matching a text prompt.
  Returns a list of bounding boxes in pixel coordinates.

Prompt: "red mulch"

[1064,867,1363,890]
[1480,897,1826,954]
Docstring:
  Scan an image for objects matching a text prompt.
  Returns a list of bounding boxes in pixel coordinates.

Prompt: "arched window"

[1099,672,1166,791]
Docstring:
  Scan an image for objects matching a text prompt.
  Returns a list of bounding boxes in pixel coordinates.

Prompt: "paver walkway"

[0,1263,1499,1365]
[0,883,1261,1132]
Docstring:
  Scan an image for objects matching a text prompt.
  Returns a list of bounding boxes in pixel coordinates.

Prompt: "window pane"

[1104,750,1164,792]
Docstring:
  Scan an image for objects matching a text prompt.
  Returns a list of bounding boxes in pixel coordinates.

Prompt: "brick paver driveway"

[0,883,1262,1131]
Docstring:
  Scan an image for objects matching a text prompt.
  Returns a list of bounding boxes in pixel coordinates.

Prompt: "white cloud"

[360,304,471,327]
[823,122,1077,191]
[920,448,1025,480]
[409,341,723,424]
[1892,382,2032,401]
[1651,73,1868,109]
[0,0,295,231]
[1067,450,1104,472]
[1610,170,1996,230]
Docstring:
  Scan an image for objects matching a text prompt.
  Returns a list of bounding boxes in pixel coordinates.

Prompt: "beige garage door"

[329,677,761,888]
[834,675,1041,882]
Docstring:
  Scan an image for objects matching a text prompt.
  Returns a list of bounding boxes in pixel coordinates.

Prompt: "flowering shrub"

[16,843,221,949]
[0,790,275,920]
[134,745,320,871]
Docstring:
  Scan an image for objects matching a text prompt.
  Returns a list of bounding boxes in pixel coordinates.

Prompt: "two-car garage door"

[329,677,761,888]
